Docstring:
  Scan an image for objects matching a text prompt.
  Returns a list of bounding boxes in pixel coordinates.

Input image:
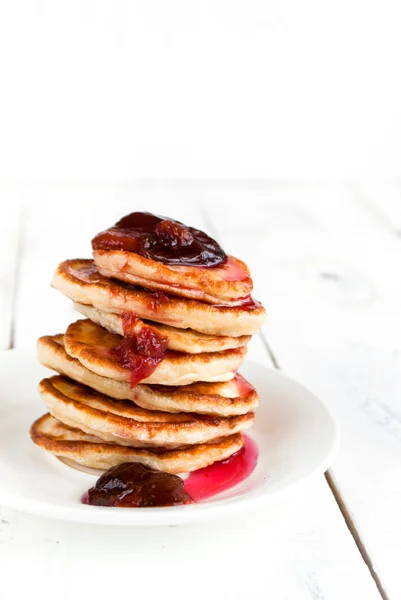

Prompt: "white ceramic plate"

[0,351,339,526]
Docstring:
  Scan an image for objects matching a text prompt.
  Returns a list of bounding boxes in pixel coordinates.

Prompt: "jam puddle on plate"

[82,435,258,508]
[184,434,258,502]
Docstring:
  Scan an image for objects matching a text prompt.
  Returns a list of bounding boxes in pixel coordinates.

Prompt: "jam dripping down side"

[92,211,227,267]
[212,296,263,311]
[113,312,169,387]
[234,374,255,397]
[184,435,258,502]
[219,256,251,283]
[237,297,263,311]
[120,311,141,336]
[85,463,192,508]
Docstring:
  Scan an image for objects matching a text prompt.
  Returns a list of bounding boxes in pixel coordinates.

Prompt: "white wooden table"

[1,183,399,600]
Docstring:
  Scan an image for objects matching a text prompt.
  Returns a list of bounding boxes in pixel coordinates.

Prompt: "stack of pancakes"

[31,214,266,474]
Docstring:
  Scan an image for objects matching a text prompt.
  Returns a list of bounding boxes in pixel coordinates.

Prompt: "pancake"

[73,302,251,353]
[38,376,255,448]
[52,260,266,337]
[64,319,246,386]
[37,335,259,416]
[30,414,244,473]
[93,249,252,306]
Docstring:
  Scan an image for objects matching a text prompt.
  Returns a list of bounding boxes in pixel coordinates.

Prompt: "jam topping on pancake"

[114,313,169,387]
[84,462,192,507]
[92,211,227,267]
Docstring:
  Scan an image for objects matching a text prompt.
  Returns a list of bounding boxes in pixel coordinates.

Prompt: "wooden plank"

[2,186,381,599]
[204,183,399,598]
[0,477,381,600]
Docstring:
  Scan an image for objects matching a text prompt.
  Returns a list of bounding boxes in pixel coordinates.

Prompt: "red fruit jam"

[184,435,258,502]
[82,436,258,508]
[113,325,169,387]
[147,290,170,311]
[85,463,192,508]
[92,212,227,267]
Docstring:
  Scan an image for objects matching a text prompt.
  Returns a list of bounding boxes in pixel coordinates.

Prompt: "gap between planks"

[352,183,401,240]
[7,206,26,350]
[259,332,390,600]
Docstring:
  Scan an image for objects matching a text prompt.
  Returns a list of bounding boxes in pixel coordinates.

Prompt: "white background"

[0,1,401,183]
